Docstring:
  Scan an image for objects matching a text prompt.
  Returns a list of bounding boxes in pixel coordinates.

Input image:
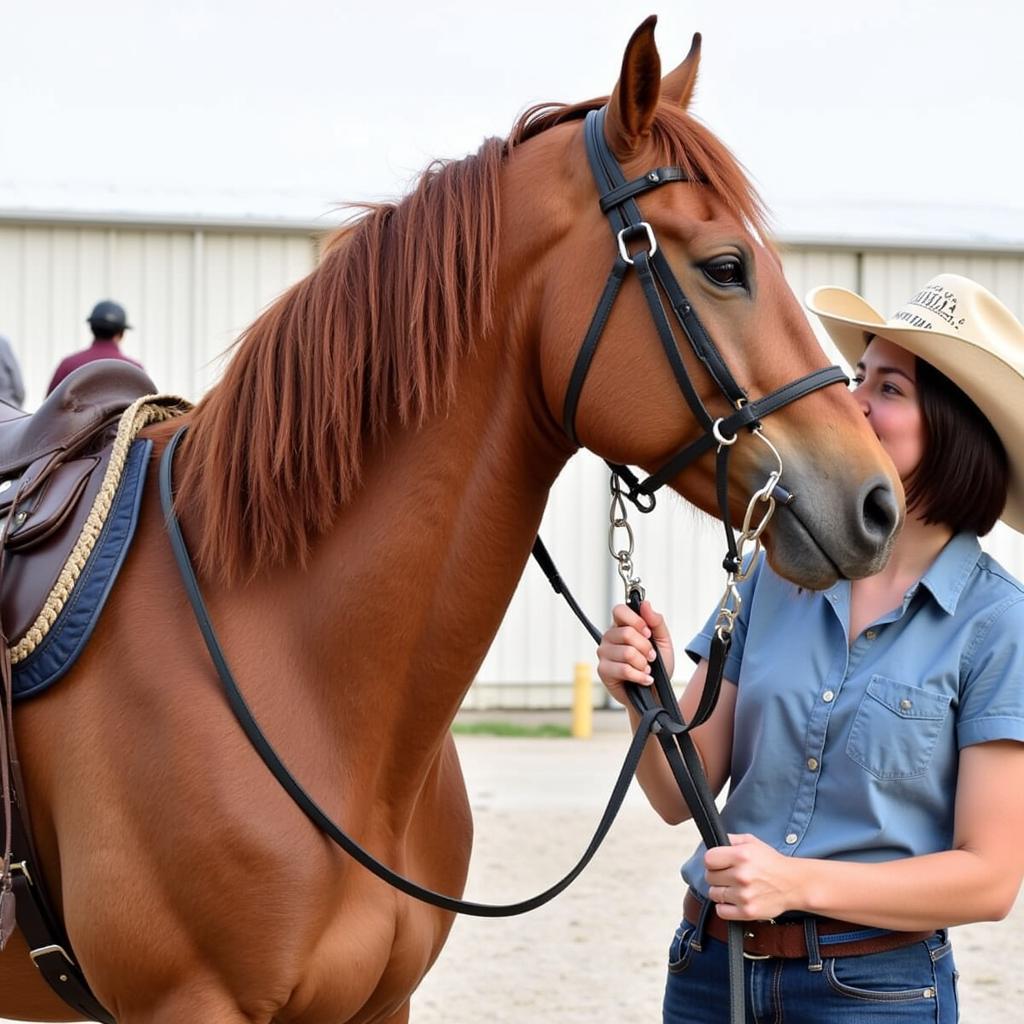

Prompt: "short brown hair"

[905,356,1009,536]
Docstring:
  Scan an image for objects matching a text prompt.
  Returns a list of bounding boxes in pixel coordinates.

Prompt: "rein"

[160,424,670,916]
[156,106,850,1024]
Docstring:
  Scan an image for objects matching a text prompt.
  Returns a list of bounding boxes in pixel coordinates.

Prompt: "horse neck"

[276,322,571,788]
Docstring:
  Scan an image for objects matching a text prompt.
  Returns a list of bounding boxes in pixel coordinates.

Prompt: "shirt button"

[807,758,819,771]
[865,629,878,640]
[785,833,798,845]
[900,699,913,711]
[822,690,835,703]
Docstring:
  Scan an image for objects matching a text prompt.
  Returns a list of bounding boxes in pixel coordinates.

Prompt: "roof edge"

[1,207,1022,255]
[0,206,341,235]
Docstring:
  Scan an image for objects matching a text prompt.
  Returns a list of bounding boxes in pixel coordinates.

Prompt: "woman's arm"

[704,740,1024,930]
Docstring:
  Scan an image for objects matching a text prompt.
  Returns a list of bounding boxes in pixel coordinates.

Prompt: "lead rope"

[601,429,783,1024]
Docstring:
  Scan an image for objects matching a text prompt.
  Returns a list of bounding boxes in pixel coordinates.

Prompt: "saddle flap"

[1,445,114,644]
[3,457,102,551]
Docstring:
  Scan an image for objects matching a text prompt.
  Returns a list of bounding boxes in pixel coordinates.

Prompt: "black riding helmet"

[86,300,132,333]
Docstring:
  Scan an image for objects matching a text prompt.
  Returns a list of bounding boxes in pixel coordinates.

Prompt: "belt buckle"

[741,925,772,960]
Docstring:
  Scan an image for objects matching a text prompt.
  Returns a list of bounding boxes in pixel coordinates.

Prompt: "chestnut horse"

[0,19,901,1024]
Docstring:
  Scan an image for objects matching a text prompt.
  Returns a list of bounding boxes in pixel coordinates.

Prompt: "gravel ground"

[413,726,1024,1023]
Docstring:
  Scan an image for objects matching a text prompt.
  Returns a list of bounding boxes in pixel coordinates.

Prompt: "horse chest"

[280,895,451,1023]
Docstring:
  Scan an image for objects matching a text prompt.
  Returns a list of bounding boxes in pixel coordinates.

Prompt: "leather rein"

[156,107,848,1024]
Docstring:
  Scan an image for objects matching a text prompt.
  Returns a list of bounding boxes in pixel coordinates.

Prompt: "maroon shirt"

[46,340,145,396]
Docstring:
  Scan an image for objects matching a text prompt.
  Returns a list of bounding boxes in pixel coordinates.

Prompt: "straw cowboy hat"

[806,273,1024,532]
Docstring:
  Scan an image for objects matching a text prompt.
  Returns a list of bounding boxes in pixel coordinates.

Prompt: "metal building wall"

[1,217,1022,705]
[0,219,317,408]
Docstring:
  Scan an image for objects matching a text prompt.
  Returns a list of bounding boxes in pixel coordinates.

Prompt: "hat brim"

[807,285,1024,534]
[86,319,132,331]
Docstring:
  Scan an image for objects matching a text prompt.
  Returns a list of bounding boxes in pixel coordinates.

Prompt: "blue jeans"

[663,909,959,1023]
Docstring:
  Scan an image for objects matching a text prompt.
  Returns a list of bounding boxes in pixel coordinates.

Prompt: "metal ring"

[712,418,738,447]
[609,490,627,524]
[607,518,635,560]
[752,427,784,476]
[733,538,763,582]
[617,222,658,265]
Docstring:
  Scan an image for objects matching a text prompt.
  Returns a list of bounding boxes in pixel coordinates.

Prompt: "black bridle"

[531,108,848,1023]
[565,108,846,575]
[154,106,851,1024]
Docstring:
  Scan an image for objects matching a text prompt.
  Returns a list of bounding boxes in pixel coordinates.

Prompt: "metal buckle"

[11,860,33,886]
[740,926,774,960]
[616,222,658,265]
[29,944,75,967]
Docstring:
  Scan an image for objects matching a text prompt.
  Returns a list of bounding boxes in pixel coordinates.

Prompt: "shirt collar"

[821,531,981,617]
[914,531,981,615]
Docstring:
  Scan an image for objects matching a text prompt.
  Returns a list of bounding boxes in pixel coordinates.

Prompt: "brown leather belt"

[684,891,934,960]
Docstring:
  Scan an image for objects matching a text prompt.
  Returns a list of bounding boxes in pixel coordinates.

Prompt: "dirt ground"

[1,720,1017,1023]
[413,722,1024,1023]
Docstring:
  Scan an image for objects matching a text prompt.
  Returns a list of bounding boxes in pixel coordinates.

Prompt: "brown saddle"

[0,359,157,645]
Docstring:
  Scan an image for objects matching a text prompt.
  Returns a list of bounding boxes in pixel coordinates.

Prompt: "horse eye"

[702,256,746,288]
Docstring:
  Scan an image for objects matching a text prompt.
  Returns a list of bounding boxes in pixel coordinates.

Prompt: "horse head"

[509,17,902,589]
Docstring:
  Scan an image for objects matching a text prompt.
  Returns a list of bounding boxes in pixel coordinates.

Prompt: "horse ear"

[661,32,701,110]
[604,15,662,159]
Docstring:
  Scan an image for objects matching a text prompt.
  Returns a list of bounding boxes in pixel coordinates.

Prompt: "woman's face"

[852,336,925,483]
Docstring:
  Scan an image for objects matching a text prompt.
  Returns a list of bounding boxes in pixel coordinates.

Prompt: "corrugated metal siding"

[0,223,317,407]
[2,217,1024,703]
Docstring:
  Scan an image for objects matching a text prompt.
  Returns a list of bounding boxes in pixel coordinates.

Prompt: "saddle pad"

[12,437,151,700]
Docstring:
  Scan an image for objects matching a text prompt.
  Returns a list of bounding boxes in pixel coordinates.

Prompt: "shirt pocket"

[846,675,951,780]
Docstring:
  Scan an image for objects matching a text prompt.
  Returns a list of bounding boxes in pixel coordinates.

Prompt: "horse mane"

[179,98,768,584]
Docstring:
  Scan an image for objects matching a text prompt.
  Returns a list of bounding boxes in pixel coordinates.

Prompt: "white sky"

[3,1,1024,241]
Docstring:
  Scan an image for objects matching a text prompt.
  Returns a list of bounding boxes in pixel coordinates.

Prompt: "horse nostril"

[862,483,899,541]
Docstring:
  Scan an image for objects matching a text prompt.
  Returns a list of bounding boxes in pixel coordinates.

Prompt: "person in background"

[46,300,145,395]
[597,273,1024,1022]
[0,334,25,407]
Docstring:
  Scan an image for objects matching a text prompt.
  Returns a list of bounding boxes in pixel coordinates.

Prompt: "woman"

[597,274,1024,1022]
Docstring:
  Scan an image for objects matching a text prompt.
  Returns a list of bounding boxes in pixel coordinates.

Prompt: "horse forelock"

[180,97,770,585]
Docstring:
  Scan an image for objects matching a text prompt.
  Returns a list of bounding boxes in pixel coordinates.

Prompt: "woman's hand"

[596,600,675,706]
[704,834,801,921]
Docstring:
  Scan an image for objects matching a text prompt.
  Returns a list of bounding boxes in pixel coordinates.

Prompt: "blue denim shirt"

[682,531,1024,898]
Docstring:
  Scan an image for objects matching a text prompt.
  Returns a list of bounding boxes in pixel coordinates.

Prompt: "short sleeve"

[957,597,1024,748]
[684,551,765,682]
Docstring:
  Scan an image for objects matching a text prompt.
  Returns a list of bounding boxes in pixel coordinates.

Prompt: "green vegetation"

[451,721,571,738]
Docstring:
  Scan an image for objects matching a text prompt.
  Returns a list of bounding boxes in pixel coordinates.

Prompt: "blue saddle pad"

[13,438,151,701]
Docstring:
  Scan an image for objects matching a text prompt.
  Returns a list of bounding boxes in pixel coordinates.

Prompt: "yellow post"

[571,662,593,739]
